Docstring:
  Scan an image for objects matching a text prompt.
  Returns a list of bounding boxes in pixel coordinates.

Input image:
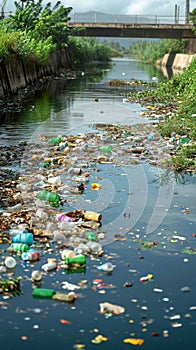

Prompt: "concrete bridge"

[68,22,195,39]
[68,13,196,39]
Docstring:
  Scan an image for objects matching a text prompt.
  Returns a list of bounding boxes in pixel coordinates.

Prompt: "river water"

[0,58,195,349]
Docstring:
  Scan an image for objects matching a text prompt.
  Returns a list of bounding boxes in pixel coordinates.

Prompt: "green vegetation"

[190,8,196,33]
[0,0,112,65]
[68,37,113,67]
[128,39,187,63]
[127,59,196,172]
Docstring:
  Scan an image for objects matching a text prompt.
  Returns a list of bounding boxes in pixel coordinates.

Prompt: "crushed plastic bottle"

[97,262,115,272]
[86,241,103,254]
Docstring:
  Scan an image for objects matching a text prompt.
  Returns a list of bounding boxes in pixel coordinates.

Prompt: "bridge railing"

[70,12,187,25]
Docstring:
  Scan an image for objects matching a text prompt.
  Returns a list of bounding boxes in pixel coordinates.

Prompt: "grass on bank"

[127,59,196,172]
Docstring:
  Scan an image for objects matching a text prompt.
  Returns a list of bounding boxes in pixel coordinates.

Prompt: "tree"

[9,0,72,48]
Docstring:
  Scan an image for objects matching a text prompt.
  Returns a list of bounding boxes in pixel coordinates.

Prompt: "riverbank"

[0,50,71,99]
[126,57,196,173]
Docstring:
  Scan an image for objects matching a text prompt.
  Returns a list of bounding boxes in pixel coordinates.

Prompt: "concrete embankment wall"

[0,49,71,98]
[157,53,196,78]
[161,53,195,70]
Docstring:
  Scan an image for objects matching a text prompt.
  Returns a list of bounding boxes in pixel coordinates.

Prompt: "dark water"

[0,58,195,349]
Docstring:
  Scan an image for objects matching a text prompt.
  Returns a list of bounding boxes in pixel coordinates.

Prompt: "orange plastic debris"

[60,319,71,325]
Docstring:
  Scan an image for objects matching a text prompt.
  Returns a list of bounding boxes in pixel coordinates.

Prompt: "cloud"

[4,0,195,17]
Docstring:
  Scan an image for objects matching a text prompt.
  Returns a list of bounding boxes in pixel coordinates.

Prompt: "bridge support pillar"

[186,38,196,53]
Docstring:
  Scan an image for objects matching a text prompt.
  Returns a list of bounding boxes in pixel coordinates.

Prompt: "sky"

[3,0,196,17]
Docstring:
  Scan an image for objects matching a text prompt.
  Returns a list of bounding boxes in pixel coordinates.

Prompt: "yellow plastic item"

[123,338,144,345]
[91,183,102,190]
[147,273,153,280]
[91,335,108,344]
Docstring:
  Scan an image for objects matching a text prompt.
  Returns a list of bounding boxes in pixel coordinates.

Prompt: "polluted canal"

[0,58,195,349]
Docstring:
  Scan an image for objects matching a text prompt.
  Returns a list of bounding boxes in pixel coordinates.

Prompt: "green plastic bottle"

[65,255,86,266]
[32,288,56,299]
[48,137,62,145]
[99,145,113,153]
[85,231,97,241]
[37,190,60,203]
[11,243,30,253]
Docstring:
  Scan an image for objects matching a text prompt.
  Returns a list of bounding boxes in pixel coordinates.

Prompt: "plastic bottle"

[9,228,29,237]
[74,243,90,255]
[65,255,86,266]
[97,262,115,272]
[4,256,17,268]
[85,231,98,241]
[83,211,102,222]
[99,145,113,153]
[41,261,57,272]
[12,232,34,245]
[87,241,103,254]
[48,137,62,145]
[36,190,60,203]
[21,251,41,261]
[8,203,23,212]
[10,243,30,253]
[32,288,56,298]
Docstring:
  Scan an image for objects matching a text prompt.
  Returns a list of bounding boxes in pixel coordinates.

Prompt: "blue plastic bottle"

[12,232,34,245]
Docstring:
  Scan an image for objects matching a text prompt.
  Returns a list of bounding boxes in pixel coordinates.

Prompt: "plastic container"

[61,249,76,260]
[12,232,34,245]
[21,251,41,261]
[85,231,98,241]
[48,137,62,145]
[65,255,86,266]
[11,243,30,253]
[37,190,60,203]
[52,292,76,302]
[99,145,113,153]
[4,256,17,268]
[33,288,55,299]
[41,261,57,272]
[83,211,102,222]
